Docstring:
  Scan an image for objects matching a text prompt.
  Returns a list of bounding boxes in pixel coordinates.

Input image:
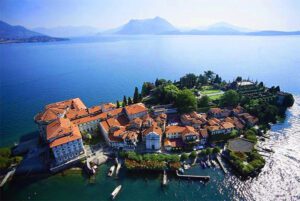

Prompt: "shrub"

[190,151,197,158]
[181,153,189,161]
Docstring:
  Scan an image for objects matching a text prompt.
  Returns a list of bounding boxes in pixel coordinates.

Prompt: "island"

[0,71,295,187]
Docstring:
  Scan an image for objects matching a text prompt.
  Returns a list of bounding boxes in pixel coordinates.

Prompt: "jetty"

[111,185,122,199]
[0,168,16,188]
[216,155,228,174]
[176,170,210,181]
[115,162,121,178]
[162,170,168,186]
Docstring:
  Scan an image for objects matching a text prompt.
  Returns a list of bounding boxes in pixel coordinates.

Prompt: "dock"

[162,170,167,185]
[176,170,210,181]
[115,162,121,178]
[0,168,16,188]
[216,155,228,174]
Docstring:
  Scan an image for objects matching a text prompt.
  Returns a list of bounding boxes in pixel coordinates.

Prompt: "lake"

[0,35,300,200]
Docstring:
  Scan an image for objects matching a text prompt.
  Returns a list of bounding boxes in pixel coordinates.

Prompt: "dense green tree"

[198,95,209,108]
[155,78,167,87]
[220,90,240,107]
[133,87,140,103]
[190,151,197,158]
[236,76,242,82]
[141,82,155,97]
[283,93,294,107]
[116,100,120,108]
[204,70,215,80]
[163,84,180,103]
[212,147,221,154]
[198,74,208,85]
[128,97,133,105]
[179,73,198,89]
[175,89,197,113]
[181,153,189,161]
[122,96,127,107]
[214,74,222,84]
[258,81,264,88]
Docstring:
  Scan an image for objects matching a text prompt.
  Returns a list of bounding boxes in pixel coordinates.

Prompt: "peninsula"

[0,71,295,186]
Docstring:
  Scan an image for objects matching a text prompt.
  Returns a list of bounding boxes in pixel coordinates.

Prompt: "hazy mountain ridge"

[0,21,67,43]
[33,26,102,37]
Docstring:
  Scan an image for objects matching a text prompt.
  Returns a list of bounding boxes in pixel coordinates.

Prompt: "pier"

[162,170,168,185]
[176,170,210,181]
[0,168,16,188]
[216,155,228,174]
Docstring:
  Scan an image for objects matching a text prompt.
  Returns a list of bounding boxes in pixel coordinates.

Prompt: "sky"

[1,0,300,31]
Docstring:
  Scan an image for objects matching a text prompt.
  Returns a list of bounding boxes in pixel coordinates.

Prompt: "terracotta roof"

[221,122,235,129]
[182,126,197,135]
[66,109,89,120]
[49,125,82,148]
[209,108,222,114]
[125,103,147,115]
[208,118,221,126]
[46,98,87,110]
[200,129,208,138]
[165,125,186,134]
[88,105,101,114]
[164,139,184,147]
[35,107,65,122]
[101,103,117,112]
[47,118,73,140]
[142,124,163,136]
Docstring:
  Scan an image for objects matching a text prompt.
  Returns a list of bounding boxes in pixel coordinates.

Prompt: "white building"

[143,124,162,150]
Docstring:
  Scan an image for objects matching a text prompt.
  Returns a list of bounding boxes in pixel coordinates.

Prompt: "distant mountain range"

[33,26,102,37]
[0,21,67,43]
[99,17,300,36]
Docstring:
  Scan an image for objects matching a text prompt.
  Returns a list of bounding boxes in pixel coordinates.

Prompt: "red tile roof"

[125,103,147,115]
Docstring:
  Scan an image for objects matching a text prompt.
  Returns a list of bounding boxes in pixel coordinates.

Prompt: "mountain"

[105,17,178,35]
[33,26,102,37]
[246,30,300,36]
[0,20,67,43]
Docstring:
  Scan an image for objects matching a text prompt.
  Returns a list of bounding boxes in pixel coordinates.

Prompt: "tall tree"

[128,97,133,105]
[198,95,209,108]
[116,100,120,108]
[141,82,155,97]
[236,76,242,82]
[123,96,127,107]
[133,87,139,103]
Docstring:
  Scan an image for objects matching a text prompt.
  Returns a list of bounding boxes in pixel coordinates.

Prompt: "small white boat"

[111,185,122,199]
[108,165,116,177]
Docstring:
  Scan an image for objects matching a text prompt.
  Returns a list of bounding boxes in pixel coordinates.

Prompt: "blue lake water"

[0,35,300,200]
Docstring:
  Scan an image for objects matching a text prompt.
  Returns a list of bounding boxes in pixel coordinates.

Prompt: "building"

[142,123,163,150]
[34,98,87,141]
[47,118,84,165]
[207,122,235,135]
[124,103,148,120]
[208,108,231,119]
[238,113,259,127]
[165,125,199,143]
[180,112,207,128]
[164,139,184,151]
[199,129,208,144]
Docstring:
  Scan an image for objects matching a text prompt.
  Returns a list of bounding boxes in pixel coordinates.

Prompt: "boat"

[162,170,167,186]
[178,168,184,174]
[111,185,122,199]
[211,160,219,167]
[108,165,116,177]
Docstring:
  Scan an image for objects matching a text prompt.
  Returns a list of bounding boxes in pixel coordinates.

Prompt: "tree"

[179,73,198,89]
[133,87,140,103]
[283,93,294,107]
[163,84,180,103]
[116,100,120,108]
[220,90,240,107]
[141,82,155,97]
[204,70,215,80]
[198,74,208,85]
[122,96,127,107]
[155,78,167,87]
[214,74,222,84]
[198,95,209,108]
[236,76,242,82]
[258,82,264,88]
[190,151,197,158]
[175,89,197,114]
[128,97,133,105]
[181,153,189,161]
[213,147,221,154]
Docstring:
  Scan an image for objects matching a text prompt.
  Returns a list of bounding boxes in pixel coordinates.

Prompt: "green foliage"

[175,89,197,114]
[245,100,279,124]
[190,151,197,158]
[133,87,140,103]
[213,147,221,154]
[179,73,198,89]
[128,97,133,105]
[122,96,127,107]
[283,93,294,108]
[141,82,155,97]
[220,90,240,107]
[155,78,167,87]
[236,76,242,82]
[180,153,189,161]
[198,74,208,85]
[116,100,120,108]
[0,147,11,158]
[0,156,10,170]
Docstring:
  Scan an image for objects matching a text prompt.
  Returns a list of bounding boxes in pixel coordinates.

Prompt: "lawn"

[201,89,222,95]
[208,94,222,101]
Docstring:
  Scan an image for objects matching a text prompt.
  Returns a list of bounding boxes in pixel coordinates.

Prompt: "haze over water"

[0,35,300,200]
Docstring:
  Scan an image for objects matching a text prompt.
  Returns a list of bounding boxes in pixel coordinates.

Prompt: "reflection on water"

[229,95,300,201]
